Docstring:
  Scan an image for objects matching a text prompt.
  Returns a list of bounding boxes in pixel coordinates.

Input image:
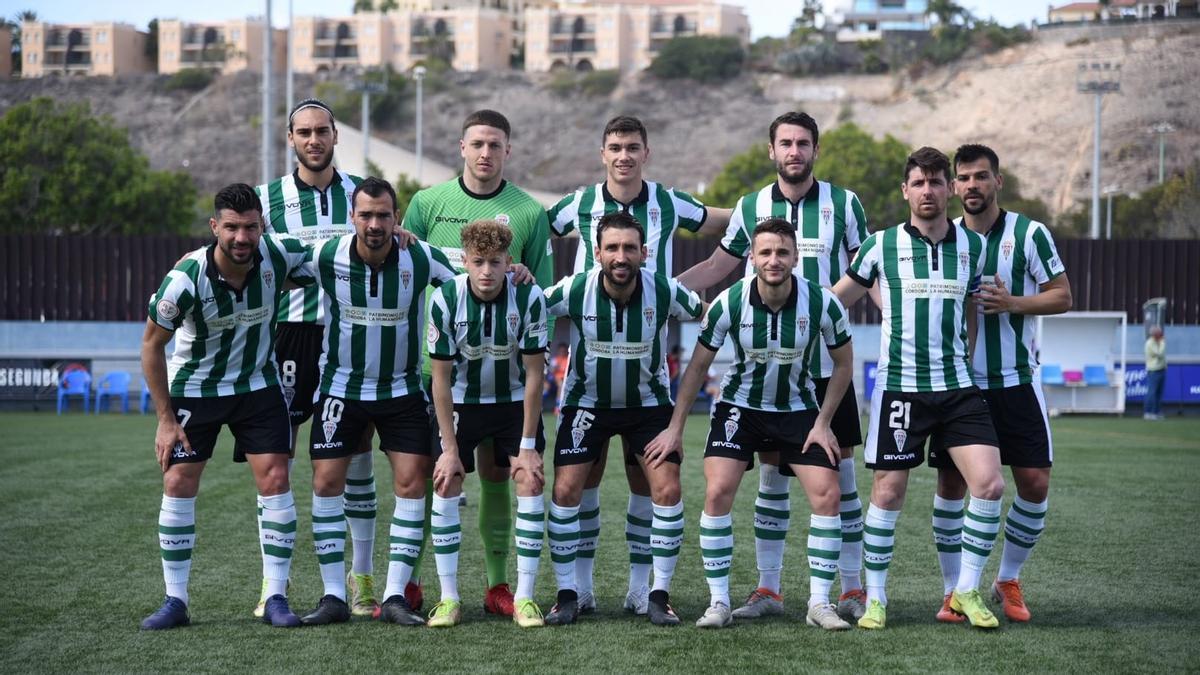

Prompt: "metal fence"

[2,234,1197,324]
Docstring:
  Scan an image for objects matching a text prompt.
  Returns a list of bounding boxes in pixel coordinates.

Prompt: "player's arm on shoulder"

[697,206,732,236]
[546,192,579,237]
[543,274,574,317]
[677,204,746,291]
[668,276,705,321]
[427,242,458,286]
[835,235,877,308]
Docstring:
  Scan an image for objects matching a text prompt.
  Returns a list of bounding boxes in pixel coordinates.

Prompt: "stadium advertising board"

[0,359,92,402]
[1124,363,1200,404]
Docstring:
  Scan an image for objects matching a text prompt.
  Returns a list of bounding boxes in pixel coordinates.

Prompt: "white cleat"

[695,602,733,629]
[623,585,649,615]
[807,602,852,631]
[578,590,597,615]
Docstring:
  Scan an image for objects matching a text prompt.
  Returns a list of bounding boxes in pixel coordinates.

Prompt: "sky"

[3,0,1052,37]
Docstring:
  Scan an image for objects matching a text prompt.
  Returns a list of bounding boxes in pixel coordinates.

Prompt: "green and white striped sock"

[957,495,1002,593]
[514,495,545,601]
[312,493,347,600]
[626,494,653,593]
[384,496,425,600]
[650,501,684,593]
[344,452,377,575]
[754,464,790,594]
[808,514,842,607]
[548,502,580,593]
[158,495,195,604]
[838,459,864,593]
[933,495,964,595]
[575,488,600,596]
[699,511,733,607]
[259,491,297,597]
[998,496,1048,581]
[432,494,462,602]
[864,503,900,606]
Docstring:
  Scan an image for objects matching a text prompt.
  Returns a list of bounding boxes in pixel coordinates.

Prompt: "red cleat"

[405,581,424,613]
[484,583,515,616]
[992,579,1032,622]
[936,593,967,623]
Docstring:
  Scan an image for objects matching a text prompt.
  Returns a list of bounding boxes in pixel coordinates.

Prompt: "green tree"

[145,18,159,60]
[352,0,375,13]
[814,123,912,231]
[698,143,774,208]
[0,98,198,234]
[8,9,37,75]
[392,172,423,222]
[378,0,399,13]
[648,36,744,83]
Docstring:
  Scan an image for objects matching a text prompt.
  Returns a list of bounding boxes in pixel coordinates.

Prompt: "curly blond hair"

[460,219,513,256]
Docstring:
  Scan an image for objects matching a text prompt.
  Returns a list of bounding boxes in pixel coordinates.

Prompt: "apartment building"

[524,2,749,73]
[836,0,930,42]
[291,7,511,74]
[0,26,12,78]
[158,18,286,74]
[20,21,153,77]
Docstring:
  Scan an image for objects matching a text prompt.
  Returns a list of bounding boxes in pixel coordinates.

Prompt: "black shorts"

[704,403,838,471]
[168,387,291,465]
[275,322,325,425]
[814,377,863,448]
[310,392,430,460]
[432,401,547,473]
[929,383,1052,469]
[554,405,679,467]
[864,386,998,470]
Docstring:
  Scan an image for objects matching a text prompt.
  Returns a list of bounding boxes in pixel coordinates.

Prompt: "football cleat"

[806,603,852,631]
[347,572,380,618]
[140,596,190,631]
[647,590,680,626]
[484,583,515,616]
[623,585,649,615]
[694,602,733,629]
[992,579,1032,622]
[731,587,784,619]
[950,589,1000,629]
[513,598,545,628]
[262,594,302,628]
[301,595,351,626]
[577,590,597,615]
[254,578,291,618]
[544,599,579,626]
[427,599,463,628]
[837,589,867,621]
[405,581,424,613]
[379,594,425,626]
[936,593,967,623]
[857,599,887,630]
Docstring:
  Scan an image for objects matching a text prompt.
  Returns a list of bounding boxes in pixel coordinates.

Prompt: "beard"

[294,145,334,173]
[776,158,813,185]
[961,191,992,215]
[220,239,254,264]
[362,229,390,250]
[759,268,791,287]
[602,261,636,289]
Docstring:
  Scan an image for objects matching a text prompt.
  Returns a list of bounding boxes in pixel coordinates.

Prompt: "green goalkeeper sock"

[479,477,513,587]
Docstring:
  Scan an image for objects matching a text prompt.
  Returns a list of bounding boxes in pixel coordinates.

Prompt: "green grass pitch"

[1,412,1197,673]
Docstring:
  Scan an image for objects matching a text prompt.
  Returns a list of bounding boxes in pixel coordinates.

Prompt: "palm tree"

[926,0,967,26]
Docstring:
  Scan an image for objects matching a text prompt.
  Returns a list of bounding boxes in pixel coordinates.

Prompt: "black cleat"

[302,594,351,625]
[648,590,680,626]
[263,594,302,627]
[379,594,425,626]
[545,590,579,626]
[140,596,190,630]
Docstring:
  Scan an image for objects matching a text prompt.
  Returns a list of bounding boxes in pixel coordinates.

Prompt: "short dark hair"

[904,146,952,183]
[602,115,648,145]
[596,211,645,247]
[769,111,819,145]
[462,109,511,138]
[351,176,398,213]
[288,98,336,132]
[751,218,797,246]
[953,143,1001,175]
[214,183,262,216]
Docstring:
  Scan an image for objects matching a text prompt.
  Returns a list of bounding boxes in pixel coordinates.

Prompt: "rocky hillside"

[3,20,1196,218]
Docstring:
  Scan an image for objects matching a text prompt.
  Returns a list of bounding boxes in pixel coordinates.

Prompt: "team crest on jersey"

[644,307,655,327]
[426,322,439,345]
[893,428,907,453]
[322,419,338,444]
[400,270,412,289]
[958,251,970,272]
[821,206,833,226]
[648,208,660,227]
[1001,239,1015,260]
[796,317,809,335]
[494,214,510,226]
[157,300,179,321]
[508,313,520,334]
[261,270,274,289]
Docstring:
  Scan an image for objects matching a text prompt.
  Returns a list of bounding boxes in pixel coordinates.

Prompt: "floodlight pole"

[413,65,426,183]
[285,0,294,169]
[354,69,387,174]
[1150,122,1174,184]
[1077,61,1120,240]
[262,0,274,184]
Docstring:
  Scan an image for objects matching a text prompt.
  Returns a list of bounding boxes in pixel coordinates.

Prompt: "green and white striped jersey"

[305,237,456,401]
[717,180,867,379]
[545,268,703,409]
[256,168,362,324]
[699,275,851,412]
[148,234,313,398]
[427,275,549,404]
[848,221,986,393]
[548,180,707,275]
[960,210,1066,389]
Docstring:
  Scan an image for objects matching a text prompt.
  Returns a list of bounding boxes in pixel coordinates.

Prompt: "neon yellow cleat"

[857,599,887,630]
[513,598,545,628]
[253,579,269,618]
[950,589,1000,629]
[427,599,463,628]
[347,572,380,617]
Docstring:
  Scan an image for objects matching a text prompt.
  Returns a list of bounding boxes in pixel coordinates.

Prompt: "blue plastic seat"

[57,369,92,414]
[1083,364,1109,386]
[1041,364,1064,386]
[95,371,132,414]
[141,380,153,414]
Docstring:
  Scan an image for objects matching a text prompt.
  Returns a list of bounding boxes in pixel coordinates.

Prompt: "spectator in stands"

[549,343,570,412]
[1144,326,1167,420]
